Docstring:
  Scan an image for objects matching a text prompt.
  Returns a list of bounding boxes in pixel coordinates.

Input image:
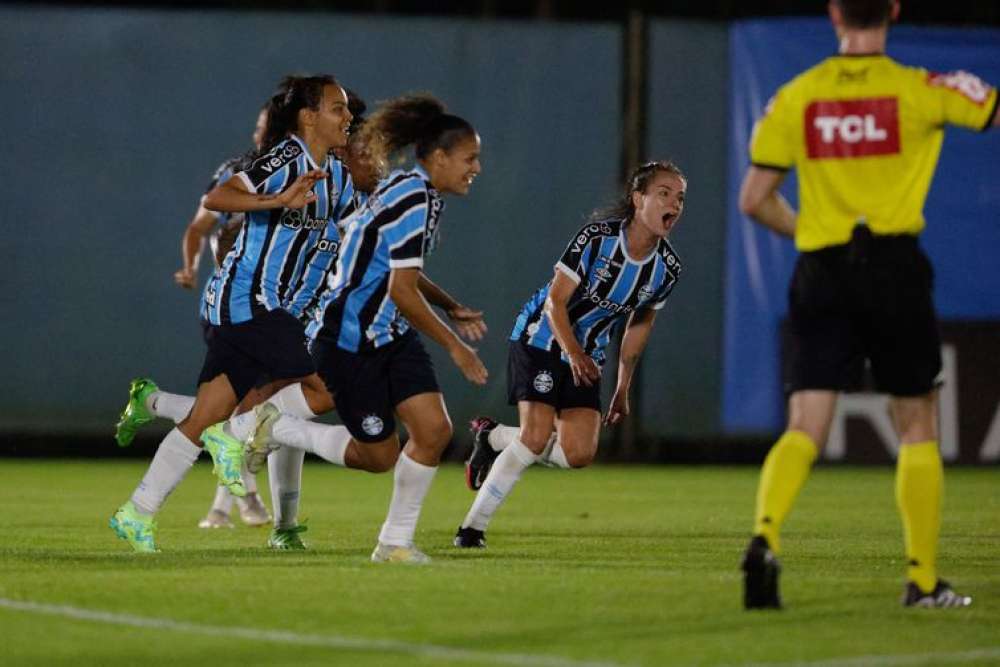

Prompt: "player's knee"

[561,439,597,468]
[518,426,551,453]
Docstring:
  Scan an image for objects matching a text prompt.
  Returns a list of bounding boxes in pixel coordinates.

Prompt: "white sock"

[378,452,437,547]
[130,428,202,515]
[462,439,537,531]
[228,384,318,441]
[538,440,571,469]
[146,391,195,424]
[208,484,234,515]
[240,464,258,494]
[268,445,304,529]
[486,424,519,452]
[267,416,351,466]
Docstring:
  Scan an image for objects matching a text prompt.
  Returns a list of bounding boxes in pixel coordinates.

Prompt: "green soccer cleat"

[109,501,158,553]
[201,424,247,497]
[370,542,431,564]
[114,377,160,447]
[267,524,308,550]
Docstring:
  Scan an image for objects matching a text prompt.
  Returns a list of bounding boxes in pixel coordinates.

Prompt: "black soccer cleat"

[902,580,972,608]
[465,416,501,491]
[454,526,487,549]
[742,535,782,610]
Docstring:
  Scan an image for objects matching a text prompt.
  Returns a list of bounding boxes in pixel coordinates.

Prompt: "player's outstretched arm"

[390,268,488,385]
[738,166,797,238]
[417,273,487,342]
[174,204,218,289]
[605,308,657,426]
[203,170,326,213]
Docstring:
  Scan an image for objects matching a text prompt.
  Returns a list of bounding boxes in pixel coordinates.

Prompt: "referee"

[738,0,998,609]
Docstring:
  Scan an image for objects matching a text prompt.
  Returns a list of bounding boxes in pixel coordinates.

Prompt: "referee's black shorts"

[784,227,941,398]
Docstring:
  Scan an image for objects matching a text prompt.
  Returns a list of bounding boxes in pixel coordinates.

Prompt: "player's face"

[252,108,268,150]
[314,85,353,151]
[430,133,482,195]
[632,171,686,238]
[343,135,382,194]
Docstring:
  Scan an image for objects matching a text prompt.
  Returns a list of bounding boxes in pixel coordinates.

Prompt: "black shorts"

[507,340,601,412]
[312,329,440,443]
[784,227,941,397]
[198,309,315,401]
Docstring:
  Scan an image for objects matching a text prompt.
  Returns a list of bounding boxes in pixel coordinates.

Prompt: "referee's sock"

[896,441,942,593]
[753,430,818,554]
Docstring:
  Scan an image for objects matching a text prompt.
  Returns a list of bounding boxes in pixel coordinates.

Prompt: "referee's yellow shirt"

[750,54,998,251]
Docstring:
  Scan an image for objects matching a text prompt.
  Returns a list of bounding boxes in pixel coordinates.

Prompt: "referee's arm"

[738,166,797,238]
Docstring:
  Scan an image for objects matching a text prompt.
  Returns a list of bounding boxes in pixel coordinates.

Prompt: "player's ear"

[889,0,900,23]
[298,106,318,131]
[631,189,643,211]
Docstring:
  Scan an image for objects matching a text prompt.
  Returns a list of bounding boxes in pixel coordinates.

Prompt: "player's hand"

[449,341,488,386]
[174,268,196,289]
[277,170,326,209]
[604,389,629,426]
[448,306,487,342]
[567,351,600,387]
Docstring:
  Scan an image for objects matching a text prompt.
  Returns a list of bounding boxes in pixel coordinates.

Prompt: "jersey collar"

[289,133,325,171]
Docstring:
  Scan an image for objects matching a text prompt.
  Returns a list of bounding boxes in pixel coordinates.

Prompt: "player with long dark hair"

[109,74,354,552]
[207,93,488,562]
[455,161,686,549]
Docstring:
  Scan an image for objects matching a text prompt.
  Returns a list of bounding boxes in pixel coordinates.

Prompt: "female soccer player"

[109,74,355,552]
[208,94,488,562]
[454,161,686,548]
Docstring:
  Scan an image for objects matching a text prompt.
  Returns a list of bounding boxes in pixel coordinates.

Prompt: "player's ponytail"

[361,93,476,169]
[589,161,686,225]
[258,74,340,155]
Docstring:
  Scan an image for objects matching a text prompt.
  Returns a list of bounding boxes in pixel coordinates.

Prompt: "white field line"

[0,597,633,667]
[733,646,1000,667]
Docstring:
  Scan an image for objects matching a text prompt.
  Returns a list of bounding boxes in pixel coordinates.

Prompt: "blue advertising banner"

[724,19,1000,434]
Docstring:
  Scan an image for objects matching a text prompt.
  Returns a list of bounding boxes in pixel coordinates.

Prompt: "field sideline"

[1,460,997,666]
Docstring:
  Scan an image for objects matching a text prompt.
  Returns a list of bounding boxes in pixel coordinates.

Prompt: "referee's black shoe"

[902,580,971,608]
[742,535,782,610]
[454,526,487,548]
[465,416,500,491]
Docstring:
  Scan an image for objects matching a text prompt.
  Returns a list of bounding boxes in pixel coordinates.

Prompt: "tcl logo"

[805,97,900,159]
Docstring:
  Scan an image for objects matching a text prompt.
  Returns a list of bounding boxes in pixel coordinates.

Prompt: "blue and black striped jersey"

[200,135,354,325]
[307,165,444,352]
[510,218,682,365]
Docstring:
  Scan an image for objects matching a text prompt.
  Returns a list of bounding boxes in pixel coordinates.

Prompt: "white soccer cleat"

[245,402,282,474]
[197,509,234,529]
[236,492,271,527]
[370,542,431,564]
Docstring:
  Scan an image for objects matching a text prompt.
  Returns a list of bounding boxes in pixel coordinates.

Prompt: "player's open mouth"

[662,212,675,223]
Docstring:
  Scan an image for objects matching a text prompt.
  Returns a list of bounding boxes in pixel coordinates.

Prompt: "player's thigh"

[517,400,557,453]
[554,407,601,468]
[396,391,452,450]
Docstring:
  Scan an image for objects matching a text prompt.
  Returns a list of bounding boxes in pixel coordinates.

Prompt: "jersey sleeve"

[384,187,431,270]
[236,142,303,195]
[749,85,798,170]
[554,224,600,285]
[919,69,998,131]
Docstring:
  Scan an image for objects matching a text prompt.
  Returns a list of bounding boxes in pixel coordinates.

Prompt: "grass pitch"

[0,460,997,667]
